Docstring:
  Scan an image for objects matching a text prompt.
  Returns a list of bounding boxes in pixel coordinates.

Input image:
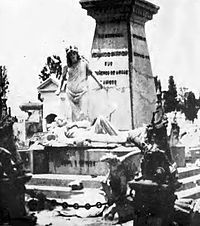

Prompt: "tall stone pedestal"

[80,0,159,130]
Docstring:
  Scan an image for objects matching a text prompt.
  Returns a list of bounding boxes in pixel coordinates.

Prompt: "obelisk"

[80,0,159,130]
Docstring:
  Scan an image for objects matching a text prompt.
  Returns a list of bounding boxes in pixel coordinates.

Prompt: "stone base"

[20,146,141,176]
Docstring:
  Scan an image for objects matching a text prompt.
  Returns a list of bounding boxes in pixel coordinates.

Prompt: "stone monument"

[80,0,159,130]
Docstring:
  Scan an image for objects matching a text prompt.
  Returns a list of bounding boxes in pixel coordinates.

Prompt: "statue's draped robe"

[63,59,90,122]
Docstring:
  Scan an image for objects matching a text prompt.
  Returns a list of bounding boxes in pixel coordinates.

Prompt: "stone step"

[177,174,200,191]
[25,185,102,200]
[177,165,200,179]
[26,165,200,200]
[28,166,200,188]
[28,174,104,189]
[26,184,72,199]
[176,186,200,200]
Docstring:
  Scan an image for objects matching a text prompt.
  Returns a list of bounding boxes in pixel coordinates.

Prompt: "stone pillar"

[80,0,159,130]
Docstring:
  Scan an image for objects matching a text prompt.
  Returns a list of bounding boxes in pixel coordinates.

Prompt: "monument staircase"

[25,164,200,201]
[176,164,200,199]
[26,174,104,200]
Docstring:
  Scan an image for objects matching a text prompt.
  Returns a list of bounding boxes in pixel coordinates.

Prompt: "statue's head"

[65,45,78,54]
[65,45,80,67]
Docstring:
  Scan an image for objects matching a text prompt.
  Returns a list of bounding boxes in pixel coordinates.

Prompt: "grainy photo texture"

[0,0,200,225]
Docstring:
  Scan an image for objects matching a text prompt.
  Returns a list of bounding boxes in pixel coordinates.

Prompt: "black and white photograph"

[0,0,200,225]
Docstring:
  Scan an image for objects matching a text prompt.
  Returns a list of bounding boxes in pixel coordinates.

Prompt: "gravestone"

[80,0,159,130]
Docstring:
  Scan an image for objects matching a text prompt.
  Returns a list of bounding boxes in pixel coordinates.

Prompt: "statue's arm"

[86,64,103,89]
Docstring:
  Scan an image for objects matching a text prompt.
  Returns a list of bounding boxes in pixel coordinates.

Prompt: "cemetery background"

[1,0,200,225]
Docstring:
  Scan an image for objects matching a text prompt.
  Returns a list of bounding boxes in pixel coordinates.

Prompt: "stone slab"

[176,186,200,200]
[178,165,200,179]
[177,174,200,191]
[27,174,104,188]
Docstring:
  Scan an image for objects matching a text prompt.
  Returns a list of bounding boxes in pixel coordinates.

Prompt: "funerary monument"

[80,0,159,130]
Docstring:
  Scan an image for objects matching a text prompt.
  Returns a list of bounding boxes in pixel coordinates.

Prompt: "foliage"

[154,76,162,102]
[39,55,62,82]
[0,66,9,98]
[0,66,9,119]
[163,76,178,113]
[195,94,200,110]
[184,91,198,122]
[176,87,188,112]
[176,87,199,122]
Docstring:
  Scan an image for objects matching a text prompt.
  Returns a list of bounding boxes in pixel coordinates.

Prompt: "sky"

[0,0,200,116]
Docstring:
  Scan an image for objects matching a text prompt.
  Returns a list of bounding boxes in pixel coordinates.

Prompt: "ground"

[27,188,134,226]
[35,210,133,226]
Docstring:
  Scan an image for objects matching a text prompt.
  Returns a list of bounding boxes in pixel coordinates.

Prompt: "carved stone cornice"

[80,0,159,24]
